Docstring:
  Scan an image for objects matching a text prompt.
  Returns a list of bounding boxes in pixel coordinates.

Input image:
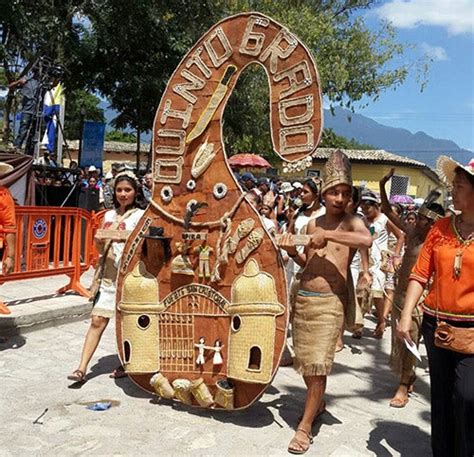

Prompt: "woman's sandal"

[389,376,416,408]
[288,428,314,455]
[389,394,409,408]
[67,369,86,383]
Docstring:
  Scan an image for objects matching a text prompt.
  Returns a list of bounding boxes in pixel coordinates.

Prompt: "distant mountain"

[324,107,472,168]
[100,101,471,168]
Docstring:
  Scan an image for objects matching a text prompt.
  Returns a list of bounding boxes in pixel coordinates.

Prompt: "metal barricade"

[0,206,94,298]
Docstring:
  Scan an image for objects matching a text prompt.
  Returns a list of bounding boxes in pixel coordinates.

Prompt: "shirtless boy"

[279,151,372,454]
[379,168,445,408]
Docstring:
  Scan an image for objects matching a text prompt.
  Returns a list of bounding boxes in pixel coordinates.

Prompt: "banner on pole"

[80,121,105,170]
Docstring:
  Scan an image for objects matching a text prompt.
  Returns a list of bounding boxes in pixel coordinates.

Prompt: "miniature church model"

[119,261,163,373]
[226,259,284,384]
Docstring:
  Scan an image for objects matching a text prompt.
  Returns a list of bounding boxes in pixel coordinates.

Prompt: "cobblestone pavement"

[1,312,432,456]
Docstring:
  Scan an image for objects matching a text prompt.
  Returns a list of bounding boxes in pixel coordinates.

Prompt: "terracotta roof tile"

[314,148,426,167]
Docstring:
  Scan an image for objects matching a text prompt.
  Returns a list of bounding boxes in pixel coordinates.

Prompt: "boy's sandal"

[389,396,409,408]
[67,370,86,382]
[288,428,313,454]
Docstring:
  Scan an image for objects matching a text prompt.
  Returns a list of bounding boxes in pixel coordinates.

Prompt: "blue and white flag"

[41,82,65,153]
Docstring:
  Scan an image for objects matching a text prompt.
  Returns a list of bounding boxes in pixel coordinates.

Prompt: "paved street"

[1,292,432,456]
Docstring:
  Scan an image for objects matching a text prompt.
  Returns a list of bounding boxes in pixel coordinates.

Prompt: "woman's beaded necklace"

[451,215,474,278]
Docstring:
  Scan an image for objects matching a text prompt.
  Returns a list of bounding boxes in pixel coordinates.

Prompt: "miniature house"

[119,261,164,373]
[226,259,284,384]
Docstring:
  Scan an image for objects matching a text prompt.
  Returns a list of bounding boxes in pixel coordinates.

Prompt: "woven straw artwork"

[116,12,323,409]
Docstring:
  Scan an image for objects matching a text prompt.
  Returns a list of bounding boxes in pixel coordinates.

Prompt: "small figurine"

[171,241,194,276]
[212,340,223,366]
[194,337,207,365]
[193,239,214,280]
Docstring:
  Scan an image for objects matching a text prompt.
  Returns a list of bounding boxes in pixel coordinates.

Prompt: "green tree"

[219,1,417,157]
[79,0,219,165]
[105,130,137,143]
[1,0,427,159]
[0,0,87,141]
[223,64,274,160]
[64,89,105,139]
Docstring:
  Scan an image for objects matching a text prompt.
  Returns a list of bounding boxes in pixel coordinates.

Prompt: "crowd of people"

[64,152,473,457]
[236,155,472,456]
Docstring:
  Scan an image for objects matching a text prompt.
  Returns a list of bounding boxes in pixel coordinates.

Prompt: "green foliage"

[319,128,374,149]
[219,1,411,109]
[64,89,105,139]
[0,0,88,140]
[223,64,275,160]
[1,0,427,155]
[78,0,219,134]
[105,130,137,143]
[0,69,7,87]
[217,1,413,156]
[0,0,86,81]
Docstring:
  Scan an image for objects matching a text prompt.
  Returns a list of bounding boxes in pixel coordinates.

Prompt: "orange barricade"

[90,209,107,267]
[0,206,94,298]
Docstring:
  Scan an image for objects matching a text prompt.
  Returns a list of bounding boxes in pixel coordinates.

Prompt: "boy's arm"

[320,216,372,250]
[379,168,406,233]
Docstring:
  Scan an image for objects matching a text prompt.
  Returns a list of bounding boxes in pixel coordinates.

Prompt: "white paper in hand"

[404,338,422,362]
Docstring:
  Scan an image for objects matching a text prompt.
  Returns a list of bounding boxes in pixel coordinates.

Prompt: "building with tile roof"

[283,148,444,199]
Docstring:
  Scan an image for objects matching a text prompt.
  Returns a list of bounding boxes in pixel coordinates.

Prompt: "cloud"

[421,42,448,61]
[374,0,474,35]
[322,97,331,110]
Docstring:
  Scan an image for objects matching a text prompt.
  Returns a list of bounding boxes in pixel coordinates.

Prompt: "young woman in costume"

[286,179,326,282]
[397,157,474,456]
[68,172,144,382]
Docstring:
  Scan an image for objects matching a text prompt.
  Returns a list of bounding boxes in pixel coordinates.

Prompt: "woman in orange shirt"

[397,156,474,457]
[0,162,16,315]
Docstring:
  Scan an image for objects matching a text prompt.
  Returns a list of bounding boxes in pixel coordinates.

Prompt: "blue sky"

[348,0,474,153]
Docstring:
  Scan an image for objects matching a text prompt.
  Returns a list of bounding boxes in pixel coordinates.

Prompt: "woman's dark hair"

[296,178,321,216]
[304,177,321,196]
[113,174,145,210]
[455,167,474,188]
[351,186,361,208]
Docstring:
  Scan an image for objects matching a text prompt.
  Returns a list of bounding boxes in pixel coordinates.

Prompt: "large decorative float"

[116,12,322,410]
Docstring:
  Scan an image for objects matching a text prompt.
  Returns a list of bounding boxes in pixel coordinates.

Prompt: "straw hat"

[321,150,352,194]
[437,155,474,184]
[0,162,13,176]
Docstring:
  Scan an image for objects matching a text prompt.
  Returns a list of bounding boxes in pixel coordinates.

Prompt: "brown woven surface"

[115,11,326,408]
